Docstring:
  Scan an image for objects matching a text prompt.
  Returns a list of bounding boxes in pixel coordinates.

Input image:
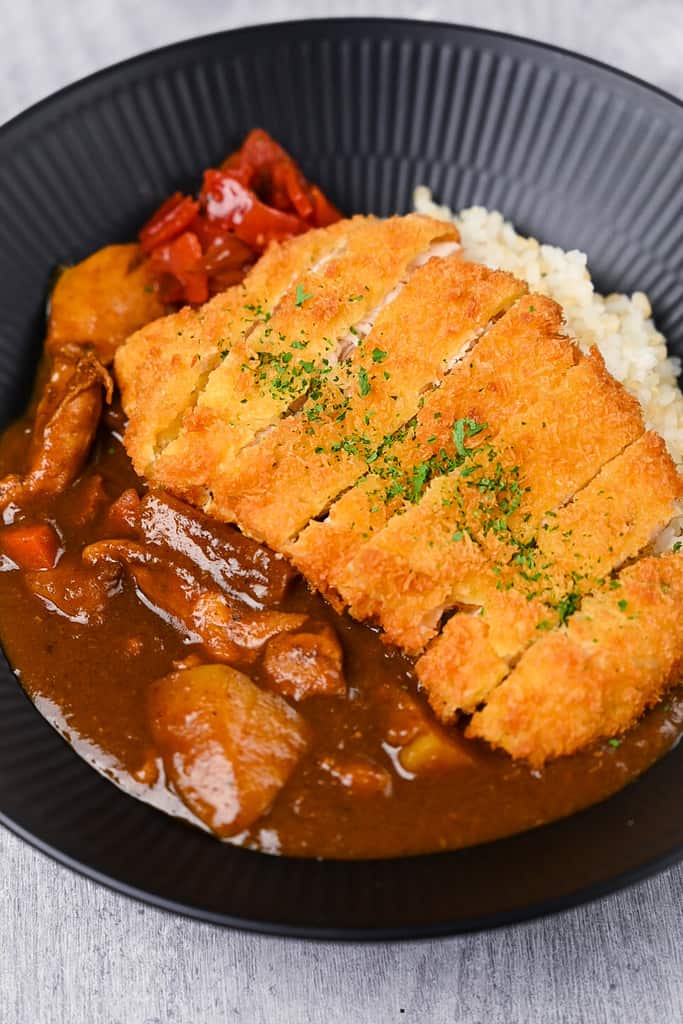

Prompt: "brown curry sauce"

[0,402,681,859]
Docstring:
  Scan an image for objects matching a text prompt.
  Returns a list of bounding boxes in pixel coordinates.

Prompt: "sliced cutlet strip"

[467,552,683,765]
[343,347,643,641]
[337,345,643,654]
[431,347,648,566]
[287,294,570,602]
[535,430,683,599]
[482,349,647,553]
[212,258,524,548]
[415,430,683,722]
[415,597,543,724]
[416,615,511,724]
[116,217,350,478]
[146,215,459,504]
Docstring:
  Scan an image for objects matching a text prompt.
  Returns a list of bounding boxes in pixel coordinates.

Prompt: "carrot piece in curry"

[0,522,61,571]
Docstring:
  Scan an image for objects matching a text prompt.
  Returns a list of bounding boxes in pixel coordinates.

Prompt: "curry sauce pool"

[0,414,682,857]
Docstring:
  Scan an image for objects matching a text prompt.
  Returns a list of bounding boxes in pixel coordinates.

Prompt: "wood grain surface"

[2,2,682,1021]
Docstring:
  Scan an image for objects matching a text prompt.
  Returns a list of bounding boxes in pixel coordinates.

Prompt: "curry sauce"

[0,408,681,858]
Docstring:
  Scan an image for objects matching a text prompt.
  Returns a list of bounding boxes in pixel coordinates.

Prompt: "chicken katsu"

[1,129,682,858]
[117,209,683,769]
[468,553,683,765]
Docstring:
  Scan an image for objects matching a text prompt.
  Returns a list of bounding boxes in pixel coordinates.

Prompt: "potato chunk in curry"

[148,664,309,836]
[47,244,165,365]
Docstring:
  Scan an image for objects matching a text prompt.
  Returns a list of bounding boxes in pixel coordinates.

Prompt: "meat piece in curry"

[263,626,346,702]
[0,346,112,512]
[82,538,308,665]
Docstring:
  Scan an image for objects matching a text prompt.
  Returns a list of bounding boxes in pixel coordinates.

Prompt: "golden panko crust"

[468,553,683,765]
[115,214,683,765]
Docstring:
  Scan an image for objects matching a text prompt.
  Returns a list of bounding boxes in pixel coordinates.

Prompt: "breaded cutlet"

[467,552,683,765]
[210,258,524,548]
[287,294,570,600]
[337,346,644,654]
[116,218,351,479]
[536,430,683,599]
[415,430,683,723]
[142,215,459,505]
[116,213,683,765]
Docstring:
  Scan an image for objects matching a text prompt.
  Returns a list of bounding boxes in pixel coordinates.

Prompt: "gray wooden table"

[2,2,683,1021]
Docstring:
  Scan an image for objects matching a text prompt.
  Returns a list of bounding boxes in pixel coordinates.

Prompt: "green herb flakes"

[556,591,581,625]
[294,284,313,307]
[358,367,371,397]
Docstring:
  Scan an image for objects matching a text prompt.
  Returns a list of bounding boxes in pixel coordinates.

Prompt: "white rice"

[413,186,683,547]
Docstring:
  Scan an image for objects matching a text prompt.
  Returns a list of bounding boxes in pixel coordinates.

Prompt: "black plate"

[1,19,682,940]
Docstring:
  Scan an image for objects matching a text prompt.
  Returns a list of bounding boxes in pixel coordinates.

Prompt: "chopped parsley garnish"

[556,590,581,625]
[244,302,272,322]
[618,598,628,612]
[451,419,468,457]
[452,417,488,458]
[294,284,313,307]
[608,738,622,749]
[371,347,388,363]
[358,367,371,397]
[673,541,682,553]
[409,461,432,503]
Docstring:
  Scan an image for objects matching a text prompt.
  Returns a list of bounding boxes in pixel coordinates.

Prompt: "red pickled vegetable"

[220,128,291,181]
[272,160,314,220]
[139,129,342,306]
[310,184,342,227]
[148,232,209,305]
[201,171,306,248]
[201,234,255,275]
[0,522,61,570]
[139,193,199,254]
